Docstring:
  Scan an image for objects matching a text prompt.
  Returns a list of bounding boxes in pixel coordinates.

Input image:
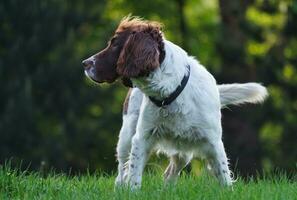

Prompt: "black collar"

[149,65,190,107]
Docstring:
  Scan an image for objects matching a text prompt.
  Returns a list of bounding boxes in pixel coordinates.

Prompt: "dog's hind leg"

[164,154,191,184]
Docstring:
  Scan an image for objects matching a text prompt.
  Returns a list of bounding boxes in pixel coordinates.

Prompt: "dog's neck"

[131,40,189,100]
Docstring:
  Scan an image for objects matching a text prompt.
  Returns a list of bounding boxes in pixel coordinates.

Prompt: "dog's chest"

[151,107,205,141]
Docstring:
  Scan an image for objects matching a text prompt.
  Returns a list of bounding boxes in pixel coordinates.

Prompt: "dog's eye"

[108,37,119,48]
[110,36,117,44]
[111,42,119,49]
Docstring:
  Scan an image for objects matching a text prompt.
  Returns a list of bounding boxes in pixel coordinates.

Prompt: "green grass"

[1,165,296,200]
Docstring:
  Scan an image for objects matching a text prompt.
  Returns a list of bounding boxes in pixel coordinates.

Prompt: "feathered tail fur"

[218,83,268,107]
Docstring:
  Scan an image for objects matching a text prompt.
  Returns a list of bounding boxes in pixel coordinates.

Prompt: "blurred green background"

[0,0,296,176]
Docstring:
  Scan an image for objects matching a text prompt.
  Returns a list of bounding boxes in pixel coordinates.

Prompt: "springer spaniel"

[82,16,268,189]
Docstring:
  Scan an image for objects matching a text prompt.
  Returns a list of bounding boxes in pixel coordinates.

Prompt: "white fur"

[219,83,268,107]
[115,40,268,189]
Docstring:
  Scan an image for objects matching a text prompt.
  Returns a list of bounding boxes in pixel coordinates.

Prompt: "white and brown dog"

[82,16,268,189]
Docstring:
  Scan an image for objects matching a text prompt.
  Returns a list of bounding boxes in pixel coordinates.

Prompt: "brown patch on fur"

[84,30,131,83]
[116,16,163,34]
[123,88,133,115]
[116,16,165,66]
[82,16,165,85]
[116,30,160,78]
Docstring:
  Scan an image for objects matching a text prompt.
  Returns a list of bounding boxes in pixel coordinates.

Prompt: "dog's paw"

[115,174,125,187]
[125,174,142,190]
[128,180,141,190]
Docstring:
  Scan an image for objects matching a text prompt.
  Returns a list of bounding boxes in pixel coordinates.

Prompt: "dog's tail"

[218,83,268,107]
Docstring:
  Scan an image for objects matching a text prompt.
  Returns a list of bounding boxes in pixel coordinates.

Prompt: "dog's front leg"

[126,122,155,189]
[115,114,138,186]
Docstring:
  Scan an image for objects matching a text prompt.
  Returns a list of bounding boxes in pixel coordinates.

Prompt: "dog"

[82,16,268,189]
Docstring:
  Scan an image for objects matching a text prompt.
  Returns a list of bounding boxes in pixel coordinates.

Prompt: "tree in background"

[0,0,124,173]
[216,0,297,175]
[0,0,296,175]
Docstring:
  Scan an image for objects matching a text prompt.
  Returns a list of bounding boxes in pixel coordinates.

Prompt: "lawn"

[1,165,296,200]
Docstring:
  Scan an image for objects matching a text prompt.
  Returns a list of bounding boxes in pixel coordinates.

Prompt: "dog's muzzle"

[82,57,99,82]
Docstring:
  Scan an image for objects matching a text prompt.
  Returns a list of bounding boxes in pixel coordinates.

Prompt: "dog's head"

[82,16,165,86]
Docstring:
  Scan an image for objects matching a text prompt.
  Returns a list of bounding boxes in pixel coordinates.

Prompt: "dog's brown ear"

[117,31,160,78]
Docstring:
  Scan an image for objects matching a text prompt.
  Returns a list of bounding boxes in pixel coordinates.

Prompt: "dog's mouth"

[84,68,103,83]
[84,68,115,84]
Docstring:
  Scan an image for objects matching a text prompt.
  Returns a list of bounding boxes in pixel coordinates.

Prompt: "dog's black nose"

[82,59,94,68]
